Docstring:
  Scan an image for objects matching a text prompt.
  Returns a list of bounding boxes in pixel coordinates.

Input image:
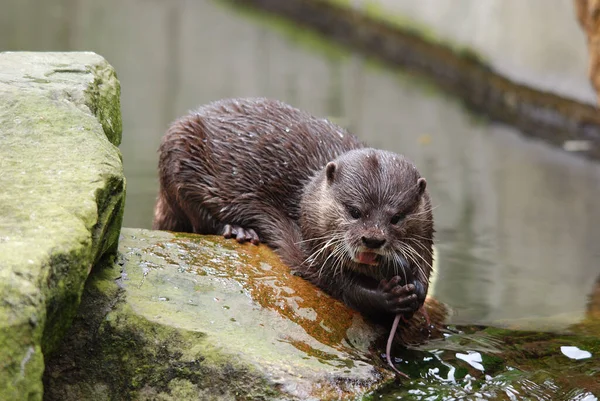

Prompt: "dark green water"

[2,0,598,398]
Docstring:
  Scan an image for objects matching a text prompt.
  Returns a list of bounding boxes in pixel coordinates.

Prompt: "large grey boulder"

[44,228,402,400]
[0,52,125,400]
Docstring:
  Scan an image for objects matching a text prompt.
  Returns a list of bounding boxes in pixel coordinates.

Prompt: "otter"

[153,98,434,375]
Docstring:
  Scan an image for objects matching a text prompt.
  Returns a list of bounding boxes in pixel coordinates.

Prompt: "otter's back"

[159,98,364,226]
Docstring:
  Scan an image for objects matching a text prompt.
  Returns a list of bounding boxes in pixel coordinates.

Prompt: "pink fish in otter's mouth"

[355,251,379,266]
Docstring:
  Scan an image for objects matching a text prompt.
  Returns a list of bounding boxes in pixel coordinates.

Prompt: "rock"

[0,52,125,401]
[45,228,442,400]
[575,0,600,104]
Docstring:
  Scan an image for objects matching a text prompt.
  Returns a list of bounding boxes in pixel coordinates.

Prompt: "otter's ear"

[417,177,427,196]
[325,162,337,184]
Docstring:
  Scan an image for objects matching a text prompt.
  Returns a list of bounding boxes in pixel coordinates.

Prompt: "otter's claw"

[222,224,260,245]
[378,276,421,318]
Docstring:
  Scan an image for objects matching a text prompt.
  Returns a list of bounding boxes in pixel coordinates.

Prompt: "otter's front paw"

[378,276,420,317]
[222,224,260,245]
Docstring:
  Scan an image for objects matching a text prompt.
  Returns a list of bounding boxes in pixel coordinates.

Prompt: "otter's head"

[300,148,433,283]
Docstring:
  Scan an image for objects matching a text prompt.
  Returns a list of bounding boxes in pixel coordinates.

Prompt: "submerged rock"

[45,228,445,400]
[0,52,125,400]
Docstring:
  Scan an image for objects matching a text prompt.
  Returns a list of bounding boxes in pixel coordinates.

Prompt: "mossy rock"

[0,52,125,400]
[45,228,401,400]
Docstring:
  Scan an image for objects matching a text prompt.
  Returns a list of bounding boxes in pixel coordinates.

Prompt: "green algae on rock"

[0,52,123,146]
[0,52,125,401]
[45,228,398,400]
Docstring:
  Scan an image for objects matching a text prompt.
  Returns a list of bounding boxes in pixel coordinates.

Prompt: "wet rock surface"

[0,52,125,401]
[45,228,401,400]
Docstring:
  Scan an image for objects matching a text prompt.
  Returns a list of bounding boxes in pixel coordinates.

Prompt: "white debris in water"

[428,365,457,383]
[563,140,591,152]
[447,367,457,383]
[504,386,521,401]
[560,346,592,360]
[456,351,485,371]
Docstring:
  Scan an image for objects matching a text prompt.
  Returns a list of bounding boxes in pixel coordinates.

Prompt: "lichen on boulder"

[0,52,125,401]
[45,228,406,400]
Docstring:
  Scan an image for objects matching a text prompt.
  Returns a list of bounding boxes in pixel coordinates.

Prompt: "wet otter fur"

[153,98,434,374]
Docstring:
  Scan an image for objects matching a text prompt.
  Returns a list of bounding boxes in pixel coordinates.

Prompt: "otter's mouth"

[353,251,380,266]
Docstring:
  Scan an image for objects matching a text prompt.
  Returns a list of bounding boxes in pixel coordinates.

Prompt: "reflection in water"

[1,0,599,339]
[350,0,596,104]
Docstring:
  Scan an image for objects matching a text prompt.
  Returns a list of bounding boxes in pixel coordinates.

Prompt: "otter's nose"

[362,236,386,249]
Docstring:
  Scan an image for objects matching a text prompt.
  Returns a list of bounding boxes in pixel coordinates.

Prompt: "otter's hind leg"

[152,193,193,232]
[154,194,246,243]
[187,202,261,243]
[222,224,260,245]
[188,206,226,235]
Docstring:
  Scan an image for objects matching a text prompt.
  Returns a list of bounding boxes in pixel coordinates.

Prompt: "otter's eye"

[390,214,404,225]
[347,206,361,219]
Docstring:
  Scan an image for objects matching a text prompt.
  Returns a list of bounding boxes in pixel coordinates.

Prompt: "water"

[2,0,599,398]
